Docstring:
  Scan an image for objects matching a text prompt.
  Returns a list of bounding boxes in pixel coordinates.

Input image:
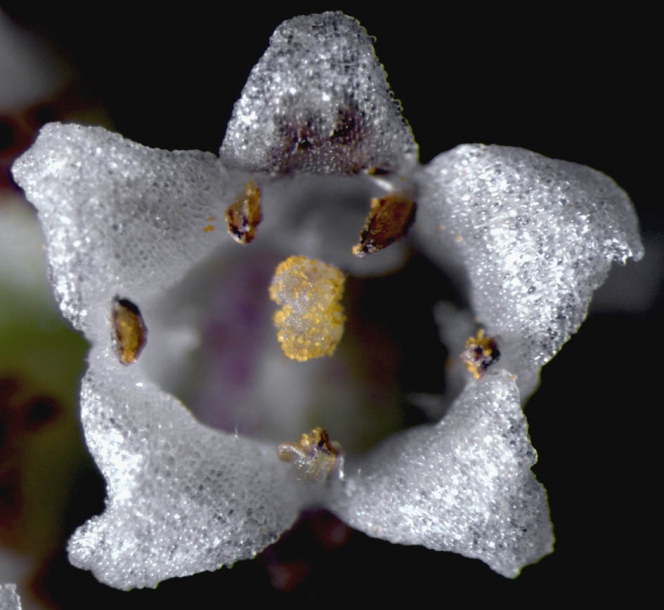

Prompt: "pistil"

[269,255,346,361]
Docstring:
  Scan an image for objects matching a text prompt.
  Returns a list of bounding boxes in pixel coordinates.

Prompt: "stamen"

[460,329,500,379]
[352,192,416,257]
[111,297,147,365]
[225,180,262,244]
[277,427,343,482]
[269,255,346,361]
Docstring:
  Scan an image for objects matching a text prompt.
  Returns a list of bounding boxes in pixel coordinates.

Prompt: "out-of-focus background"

[0,3,661,608]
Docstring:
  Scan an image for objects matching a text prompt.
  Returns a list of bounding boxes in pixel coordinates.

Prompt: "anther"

[111,297,148,365]
[277,427,343,481]
[352,193,416,257]
[460,329,500,379]
[225,180,262,244]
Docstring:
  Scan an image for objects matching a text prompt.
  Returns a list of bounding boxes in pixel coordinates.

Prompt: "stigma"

[269,255,346,361]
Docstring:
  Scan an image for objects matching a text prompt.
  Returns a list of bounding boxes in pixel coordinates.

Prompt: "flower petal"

[13,123,311,589]
[416,144,644,396]
[12,122,228,335]
[327,371,552,578]
[220,12,418,174]
[67,345,309,590]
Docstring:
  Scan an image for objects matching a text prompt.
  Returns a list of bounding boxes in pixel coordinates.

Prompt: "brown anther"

[352,193,416,257]
[460,329,500,379]
[277,427,343,482]
[111,297,148,365]
[224,180,262,244]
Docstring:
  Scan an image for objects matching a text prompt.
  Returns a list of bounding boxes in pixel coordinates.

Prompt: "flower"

[11,12,643,590]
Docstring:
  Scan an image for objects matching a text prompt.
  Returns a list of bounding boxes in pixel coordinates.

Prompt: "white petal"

[67,346,308,590]
[416,144,644,396]
[220,12,418,174]
[327,371,552,578]
[12,122,228,336]
[12,123,310,589]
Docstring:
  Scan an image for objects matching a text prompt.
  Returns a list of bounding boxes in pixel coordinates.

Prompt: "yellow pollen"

[202,224,215,233]
[269,255,346,361]
[461,328,501,379]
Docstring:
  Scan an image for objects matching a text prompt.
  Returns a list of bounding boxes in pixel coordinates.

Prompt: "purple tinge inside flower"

[11,11,643,591]
[145,175,451,454]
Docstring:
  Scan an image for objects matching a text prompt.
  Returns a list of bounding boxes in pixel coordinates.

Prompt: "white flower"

[11,12,643,590]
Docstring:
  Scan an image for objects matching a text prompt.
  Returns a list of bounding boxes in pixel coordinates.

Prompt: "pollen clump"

[269,255,346,361]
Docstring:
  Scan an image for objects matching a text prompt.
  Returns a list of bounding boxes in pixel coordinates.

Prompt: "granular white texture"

[12,123,228,334]
[328,371,552,577]
[10,10,644,592]
[417,144,644,397]
[0,584,21,610]
[11,123,309,590]
[67,347,308,590]
[220,12,418,174]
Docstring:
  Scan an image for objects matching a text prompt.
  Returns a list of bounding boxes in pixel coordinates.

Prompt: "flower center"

[269,255,346,362]
[142,173,456,455]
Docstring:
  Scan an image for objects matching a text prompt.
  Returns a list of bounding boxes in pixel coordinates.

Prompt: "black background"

[2,3,661,607]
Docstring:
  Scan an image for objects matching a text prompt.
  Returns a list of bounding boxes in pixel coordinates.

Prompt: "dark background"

[2,3,661,607]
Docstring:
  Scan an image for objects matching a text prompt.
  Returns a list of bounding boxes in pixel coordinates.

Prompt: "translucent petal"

[10,15,643,587]
[416,144,644,396]
[12,123,310,589]
[67,346,308,590]
[12,123,228,335]
[220,12,418,174]
[327,371,553,577]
